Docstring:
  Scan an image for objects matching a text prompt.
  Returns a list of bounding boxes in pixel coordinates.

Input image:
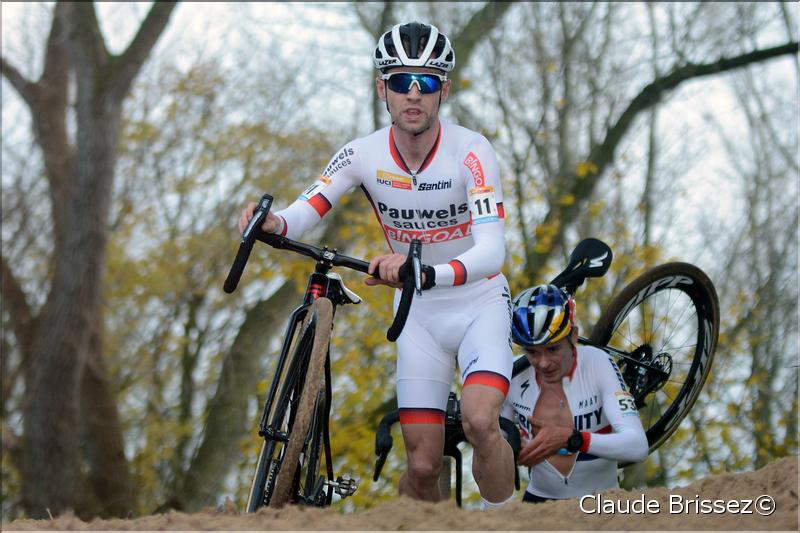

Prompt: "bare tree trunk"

[2,1,177,518]
[79,323,135,517]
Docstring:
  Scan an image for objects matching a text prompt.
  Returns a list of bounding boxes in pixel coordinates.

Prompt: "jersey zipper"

[390,126,441,252]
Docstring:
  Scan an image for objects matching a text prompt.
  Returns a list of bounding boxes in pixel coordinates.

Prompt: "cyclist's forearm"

[433,222,506,286]
[581,426,648,463]
[272,198,329,240]
[587,355,649,463]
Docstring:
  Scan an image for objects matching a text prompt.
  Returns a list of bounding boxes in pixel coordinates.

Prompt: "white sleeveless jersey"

[501,345,649,500]
[273,119,506,287]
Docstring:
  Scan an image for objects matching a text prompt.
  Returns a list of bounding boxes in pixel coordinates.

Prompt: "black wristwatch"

[566,429,584,453]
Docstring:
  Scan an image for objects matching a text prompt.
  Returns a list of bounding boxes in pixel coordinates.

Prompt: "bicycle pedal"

[328,475,358,497]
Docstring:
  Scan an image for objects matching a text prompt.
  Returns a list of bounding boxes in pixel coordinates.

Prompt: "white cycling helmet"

[374,22,455,73]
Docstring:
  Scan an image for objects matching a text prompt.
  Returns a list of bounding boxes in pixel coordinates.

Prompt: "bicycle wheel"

[245,297,331,511]
[270,297,332,507]
[589,263,719,455]
[272,359,329,506]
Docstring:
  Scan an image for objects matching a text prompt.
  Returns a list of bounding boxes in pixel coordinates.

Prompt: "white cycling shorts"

[394,273,513,424]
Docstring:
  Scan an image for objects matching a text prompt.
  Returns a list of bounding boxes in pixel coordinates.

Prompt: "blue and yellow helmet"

[511,284,575,347]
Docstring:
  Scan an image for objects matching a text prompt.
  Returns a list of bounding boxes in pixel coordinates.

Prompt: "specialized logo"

[463,151,486,186]
[589,252,609,269]
[520,378,531,398]
[376,170,412,190]
[324,147,355,177]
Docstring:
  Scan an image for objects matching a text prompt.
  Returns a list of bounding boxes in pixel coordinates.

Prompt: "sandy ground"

[4,455,797,531]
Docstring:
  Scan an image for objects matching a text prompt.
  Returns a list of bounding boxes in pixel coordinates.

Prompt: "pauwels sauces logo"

[463,151,485,186]
[324,147,355,177]
[377,201,470,244]
[376,170,412,190]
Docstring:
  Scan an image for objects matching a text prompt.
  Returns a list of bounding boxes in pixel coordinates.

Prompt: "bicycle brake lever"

[410,240,422,295]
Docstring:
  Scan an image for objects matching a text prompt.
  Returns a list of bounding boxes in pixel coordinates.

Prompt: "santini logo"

[418,179,453,191]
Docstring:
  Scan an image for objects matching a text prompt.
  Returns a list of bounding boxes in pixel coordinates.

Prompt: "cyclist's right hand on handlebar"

[238,202,281,235]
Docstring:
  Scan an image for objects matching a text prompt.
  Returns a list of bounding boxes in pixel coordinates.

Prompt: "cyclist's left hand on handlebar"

[517,417,574,467]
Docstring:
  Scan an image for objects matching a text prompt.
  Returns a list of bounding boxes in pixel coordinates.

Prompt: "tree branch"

[525,40,800,279]
[448,2,516,88]
[112,2,178,97]
[0,56,36,106]
[0,255,35,359]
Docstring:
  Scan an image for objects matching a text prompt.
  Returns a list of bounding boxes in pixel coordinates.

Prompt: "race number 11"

[468,186,499,224]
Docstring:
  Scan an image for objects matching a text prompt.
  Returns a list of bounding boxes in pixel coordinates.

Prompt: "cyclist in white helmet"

[239,22,515,508]
[502,284,649,502]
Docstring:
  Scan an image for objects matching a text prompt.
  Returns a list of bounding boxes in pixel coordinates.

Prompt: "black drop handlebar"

[223,193,425,342]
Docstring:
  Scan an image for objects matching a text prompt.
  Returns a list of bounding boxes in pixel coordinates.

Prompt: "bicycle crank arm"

[326,475,358,498]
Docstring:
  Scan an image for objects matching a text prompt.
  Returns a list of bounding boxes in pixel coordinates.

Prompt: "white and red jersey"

[501,345,649,500]
[273,119,506,287]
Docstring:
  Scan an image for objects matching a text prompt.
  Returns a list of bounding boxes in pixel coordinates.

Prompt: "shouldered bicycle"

[372,237,720,505]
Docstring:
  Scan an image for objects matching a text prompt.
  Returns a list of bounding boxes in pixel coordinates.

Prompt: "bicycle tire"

[276,359,328,506]
[245,299,322,511]
[589,262,719,456]
[299,383,328,505]
[270,297,332,507]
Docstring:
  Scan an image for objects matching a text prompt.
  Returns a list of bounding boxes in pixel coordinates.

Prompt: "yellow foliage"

[558,193,575,206]
[533,219,560,254]
[575,160,599,178]
[587,199,606,218]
